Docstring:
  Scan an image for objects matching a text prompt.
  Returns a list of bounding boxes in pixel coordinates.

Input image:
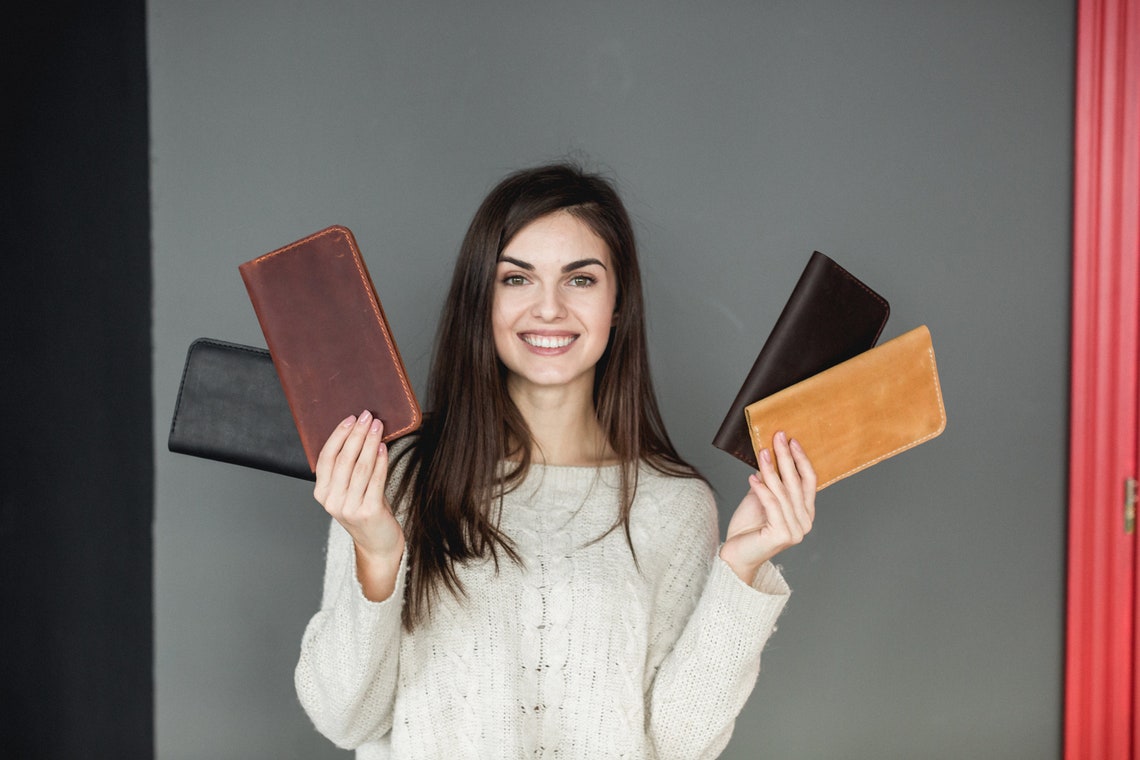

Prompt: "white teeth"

[523,334,575,348]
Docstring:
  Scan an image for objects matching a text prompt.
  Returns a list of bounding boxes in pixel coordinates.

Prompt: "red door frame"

[1066,0,1140,757]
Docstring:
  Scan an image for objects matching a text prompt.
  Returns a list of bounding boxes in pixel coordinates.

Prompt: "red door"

[1065,0,1140,757]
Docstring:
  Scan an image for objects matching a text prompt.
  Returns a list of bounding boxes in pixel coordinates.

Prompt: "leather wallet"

[239,225,422,471]
[744,325,946,490]
[168,338,315,480]
[713,251,890,467]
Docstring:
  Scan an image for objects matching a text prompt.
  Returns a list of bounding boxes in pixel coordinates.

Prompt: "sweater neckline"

[503,460,627,494]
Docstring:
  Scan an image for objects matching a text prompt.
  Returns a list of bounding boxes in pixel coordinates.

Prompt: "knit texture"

[295,462,790,759]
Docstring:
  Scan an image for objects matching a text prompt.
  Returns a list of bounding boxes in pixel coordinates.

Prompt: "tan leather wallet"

[744,325,946,490]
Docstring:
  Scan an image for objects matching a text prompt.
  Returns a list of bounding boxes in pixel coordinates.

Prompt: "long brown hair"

[392,162,701,629]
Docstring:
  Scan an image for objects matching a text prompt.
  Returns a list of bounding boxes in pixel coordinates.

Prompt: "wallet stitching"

[341,231,422,438]
[744,334,946,489]
[818,344,946,488]
[728,444,756,464]
[246,227,421,439]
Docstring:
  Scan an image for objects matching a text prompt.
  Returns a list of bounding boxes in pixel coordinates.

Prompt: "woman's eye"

[502,274,528,286]
[568,274,596,287]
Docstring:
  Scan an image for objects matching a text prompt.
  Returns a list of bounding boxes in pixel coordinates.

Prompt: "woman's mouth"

[521,333,577,349]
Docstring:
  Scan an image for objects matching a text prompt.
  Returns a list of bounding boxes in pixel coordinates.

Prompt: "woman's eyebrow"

[561,258,607,272]
[497,256,607,272]
[497,256,534,271]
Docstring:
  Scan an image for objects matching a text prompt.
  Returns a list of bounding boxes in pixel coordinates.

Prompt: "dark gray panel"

[4,2,153,757]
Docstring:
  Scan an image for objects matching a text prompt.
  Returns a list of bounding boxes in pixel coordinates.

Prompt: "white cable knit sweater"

[295,462,790,759]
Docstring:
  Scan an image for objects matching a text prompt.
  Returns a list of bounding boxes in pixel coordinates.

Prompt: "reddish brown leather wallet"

[239,225,421,472]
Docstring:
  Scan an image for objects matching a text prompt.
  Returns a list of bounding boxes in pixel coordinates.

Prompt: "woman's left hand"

[719,431,817,584]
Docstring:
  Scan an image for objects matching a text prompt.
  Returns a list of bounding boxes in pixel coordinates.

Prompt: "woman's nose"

[532,284,566,320]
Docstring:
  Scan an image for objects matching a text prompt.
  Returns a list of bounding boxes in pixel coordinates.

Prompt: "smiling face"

[492,211,618,400]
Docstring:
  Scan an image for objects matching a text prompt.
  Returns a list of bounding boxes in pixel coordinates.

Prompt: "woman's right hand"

[313,410,404,601]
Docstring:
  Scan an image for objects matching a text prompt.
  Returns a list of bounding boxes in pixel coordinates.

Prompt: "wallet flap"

[744,325,946,490]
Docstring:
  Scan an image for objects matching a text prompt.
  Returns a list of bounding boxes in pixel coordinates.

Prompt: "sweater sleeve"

[294,517,406,749]
[644,481,790,760]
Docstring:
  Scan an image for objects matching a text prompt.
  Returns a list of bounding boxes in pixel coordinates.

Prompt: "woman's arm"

[645,431,815,759]
[295,520,406,748]
[293,412,406,748]
[312,411,405,599]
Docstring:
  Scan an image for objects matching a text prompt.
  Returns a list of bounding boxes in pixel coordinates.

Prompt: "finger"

[345,416,383,512]
[361,437,390,517]
[771,431,802,496]
[762,434,807,544]
[314,414,357,501]
[367,421,390,496]
[755,446,788,502]
[325,410,372,510]
[771,431,809,530]
[789,438,817,525]
[750,470,795,545]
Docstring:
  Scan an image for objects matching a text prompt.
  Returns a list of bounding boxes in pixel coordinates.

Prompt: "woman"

[295,163,816,759]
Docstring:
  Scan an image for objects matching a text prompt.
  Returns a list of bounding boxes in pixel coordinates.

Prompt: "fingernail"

[369,419,381,435]
[777,431,787,444]
[341,415,356,428]
[761,449,772,464]
[790,437,802,451]
[357,410,372,425]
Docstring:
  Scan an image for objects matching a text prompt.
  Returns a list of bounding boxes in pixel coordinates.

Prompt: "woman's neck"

[506,376,617,467]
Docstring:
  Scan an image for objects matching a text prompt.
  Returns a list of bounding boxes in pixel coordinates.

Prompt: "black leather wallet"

[712,251,890,468]
[168,337,314,481]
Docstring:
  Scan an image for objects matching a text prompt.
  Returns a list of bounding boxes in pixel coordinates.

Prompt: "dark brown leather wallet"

[712,251,889,467]
[239,225,422,471]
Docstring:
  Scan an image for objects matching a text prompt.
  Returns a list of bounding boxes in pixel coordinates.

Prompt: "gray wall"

[150,2,1073,758]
